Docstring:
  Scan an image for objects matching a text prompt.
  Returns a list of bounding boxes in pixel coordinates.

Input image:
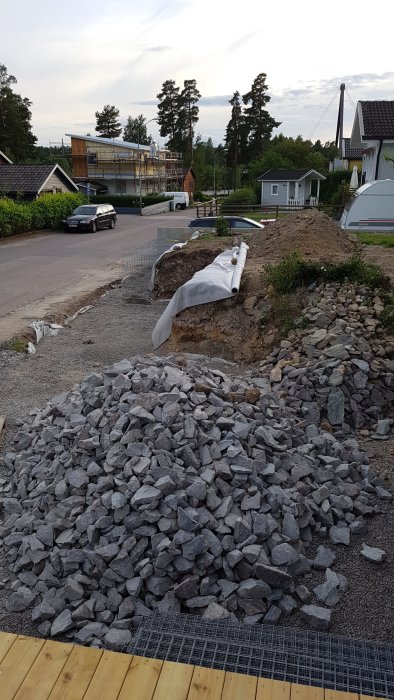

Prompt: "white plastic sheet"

[28,320,63,344]
[152,242,248,349]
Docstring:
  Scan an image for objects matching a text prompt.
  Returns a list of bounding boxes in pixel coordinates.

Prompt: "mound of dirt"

[248,208,359,261]
[153,246,224,298]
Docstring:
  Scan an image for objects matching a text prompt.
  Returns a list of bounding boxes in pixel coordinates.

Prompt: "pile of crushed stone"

[0,355,392,648]
[248,209,359,261]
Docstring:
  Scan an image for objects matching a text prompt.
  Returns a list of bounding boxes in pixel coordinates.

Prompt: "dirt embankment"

[153,210,364,362]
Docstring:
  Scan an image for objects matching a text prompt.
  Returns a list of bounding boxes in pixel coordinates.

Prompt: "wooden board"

[0,632,17,664]
[152,660,194,700]
[118,655,163,700]
[14,640,73,700]
[187,666,226,700]
[0,635,45,700]
[291,683,325,699]
[83,650,133,700]
[221,670,258,699]
[325,691,359,700]
[256,677,291,700]
[48,645,102,700]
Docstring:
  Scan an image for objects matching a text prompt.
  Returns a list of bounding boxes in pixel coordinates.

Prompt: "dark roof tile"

[0,164,70,193]
[360,101,394,139]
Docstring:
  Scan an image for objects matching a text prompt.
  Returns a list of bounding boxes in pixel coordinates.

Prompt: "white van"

[160,191,190,210]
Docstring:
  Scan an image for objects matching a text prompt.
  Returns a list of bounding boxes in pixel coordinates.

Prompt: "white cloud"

[1,0,394,146]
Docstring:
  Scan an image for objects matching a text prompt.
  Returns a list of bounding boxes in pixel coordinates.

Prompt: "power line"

[306,90,338,142]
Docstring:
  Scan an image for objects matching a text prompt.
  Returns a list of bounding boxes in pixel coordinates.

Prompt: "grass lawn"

[356,233,394,248]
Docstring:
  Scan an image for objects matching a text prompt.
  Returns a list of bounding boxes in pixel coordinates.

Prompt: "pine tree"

[157,80,182,152]
[0,63,37,162]
[224,91,246,187]
[178,79,201,165]
[242,73,280,161]
[123,115,152,144]
[95,105,122,139]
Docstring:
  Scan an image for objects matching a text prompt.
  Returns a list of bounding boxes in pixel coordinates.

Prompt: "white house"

[350,101,394,184]
[257,169,326,207]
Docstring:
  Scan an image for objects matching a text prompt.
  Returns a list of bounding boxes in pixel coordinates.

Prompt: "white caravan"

[340,179,394,231]
[160,191,190,210]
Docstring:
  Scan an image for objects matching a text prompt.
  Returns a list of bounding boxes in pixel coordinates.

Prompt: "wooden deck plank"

[14,639,73,700]
[325,691,359,700]
[152,660,194,700]
[221,670,258,699]
[82,650,133,700]
[187,666,226,700]
[48,645,102,700]
[0,635,45,700]
[291,683,325,699]
[0,632,17,664]
[256,677,291,699]
[118,655,163,700]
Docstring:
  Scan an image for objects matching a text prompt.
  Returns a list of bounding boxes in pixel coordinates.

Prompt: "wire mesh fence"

[126,613,394,699]
[122,232,185,302]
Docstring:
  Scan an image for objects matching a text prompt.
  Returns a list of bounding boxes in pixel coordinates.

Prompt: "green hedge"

[220,187,257,213]
[0,193,86,238]
[90,194,168,207]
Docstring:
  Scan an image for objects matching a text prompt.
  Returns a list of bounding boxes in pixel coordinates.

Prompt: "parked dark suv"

[63,204,117,232]
[188,216,264,230]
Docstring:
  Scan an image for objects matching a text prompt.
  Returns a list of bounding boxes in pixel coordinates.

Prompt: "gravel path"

[0,283,393,644]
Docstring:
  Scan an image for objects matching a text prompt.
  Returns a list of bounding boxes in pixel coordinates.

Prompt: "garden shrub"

[90,194,168,207]
[216,216,230,237]
[221,187,257,213]
[265,251,390,293]
[0,193,85,238]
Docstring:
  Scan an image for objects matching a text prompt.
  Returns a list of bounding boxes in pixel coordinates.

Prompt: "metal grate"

[128,613,394,699]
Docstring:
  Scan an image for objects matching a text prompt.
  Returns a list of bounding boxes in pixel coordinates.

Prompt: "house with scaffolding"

[66,133,184,196]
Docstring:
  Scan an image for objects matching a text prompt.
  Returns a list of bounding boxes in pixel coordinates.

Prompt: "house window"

[271,184,279,196]
[115,180,126,194]
[88,152,97,164]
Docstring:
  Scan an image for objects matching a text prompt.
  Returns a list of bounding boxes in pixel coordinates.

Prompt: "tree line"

[0,61,343,196]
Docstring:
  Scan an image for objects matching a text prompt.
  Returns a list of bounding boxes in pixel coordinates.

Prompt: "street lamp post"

[138,117,158,213]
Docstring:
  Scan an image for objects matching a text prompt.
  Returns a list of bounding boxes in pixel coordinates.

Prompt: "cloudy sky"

[1,0,393,147]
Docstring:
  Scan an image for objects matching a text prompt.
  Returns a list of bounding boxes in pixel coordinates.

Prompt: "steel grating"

[127,613,394,699]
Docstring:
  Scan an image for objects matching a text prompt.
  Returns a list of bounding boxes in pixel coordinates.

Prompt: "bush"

[90,194,168,207]
[265,252,390,294]
[0,198,32,236]
[221,187,257,213]
[216,216,230,237]
[0,193,85,238]
[194,191,211,202]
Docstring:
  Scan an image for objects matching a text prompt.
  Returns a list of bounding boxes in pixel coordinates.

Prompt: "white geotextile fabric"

[152,242,249,349]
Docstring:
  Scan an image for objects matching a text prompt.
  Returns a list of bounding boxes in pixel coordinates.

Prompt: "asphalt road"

[0,211,191,342]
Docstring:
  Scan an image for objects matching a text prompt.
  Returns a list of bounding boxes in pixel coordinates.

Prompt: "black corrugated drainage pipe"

[375,139,383,180]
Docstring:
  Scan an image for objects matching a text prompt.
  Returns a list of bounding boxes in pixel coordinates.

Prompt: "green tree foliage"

[95,105,122,139]
[27,145,72,175]
[123,114,152,144]
[224,91,248,189]
[157,78,200,163]
[157,79,182,152]
[242,73,281,161]
[192,137,228,192]
[178,79,201,165]
[247,135,328,192]
[0,63,37,162]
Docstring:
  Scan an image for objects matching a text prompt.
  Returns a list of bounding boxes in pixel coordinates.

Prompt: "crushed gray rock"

[258,283,394,431]
[0,353,392,646]
[360,543,386,564]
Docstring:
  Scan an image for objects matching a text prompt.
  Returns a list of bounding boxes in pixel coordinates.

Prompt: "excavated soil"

[153,210,388,363]
[247,208,360,261]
